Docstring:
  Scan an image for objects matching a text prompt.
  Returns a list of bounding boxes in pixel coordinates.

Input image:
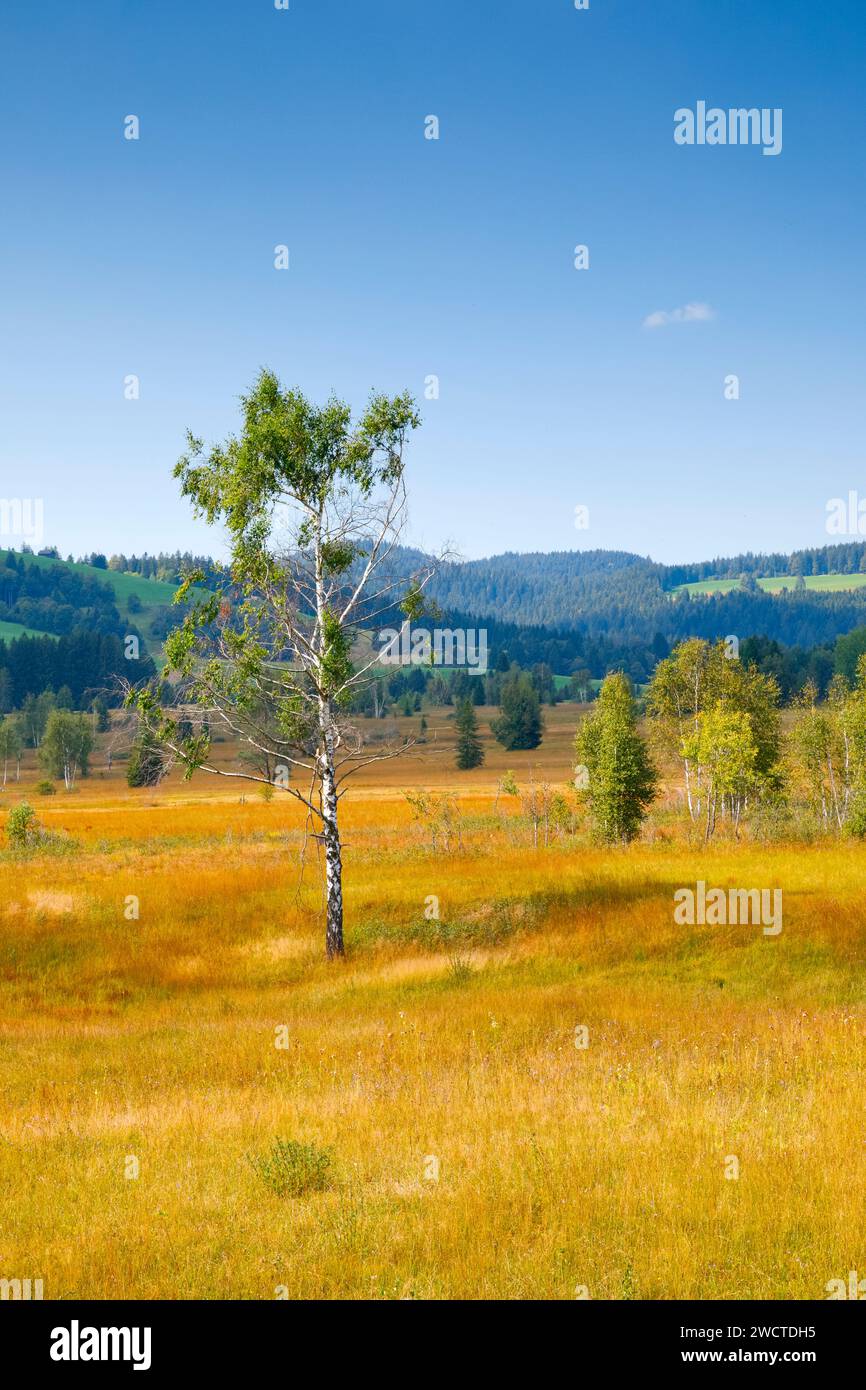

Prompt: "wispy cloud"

[643,302,715,329]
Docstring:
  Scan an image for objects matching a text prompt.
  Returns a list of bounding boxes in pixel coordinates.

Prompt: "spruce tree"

[455,698,484,769]
[491,672,543,751]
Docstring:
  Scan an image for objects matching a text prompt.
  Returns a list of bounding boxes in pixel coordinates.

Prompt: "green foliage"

[0,551,134,641]
[127,728,166,788]
[247,1139,333,1198]
[39,711,94,789]
[683,703,758,839]
[789,666,866,833]
[320,539,357,576]
[320,608,353,698]
[20,691,56,748]
[834,625,866,684]
[500,771,519,798]
[575,672,657,844]
[401,578,436,623]
[131,686,211,782]
[491,672,543,751]
[647,638,781,832]
[173,370,419,539]
[6,801,39,848]
[849,789,866,838]
[518,777,578,847]
[405,790,462,852]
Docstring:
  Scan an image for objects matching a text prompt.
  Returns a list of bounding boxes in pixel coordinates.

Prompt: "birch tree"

[575,672,657,843]
[0,716,22,787]
[682,703,758,841]
[133,370,433,959]
[39,711,93,790]
[789,663,866,832]
[647,638,780,825]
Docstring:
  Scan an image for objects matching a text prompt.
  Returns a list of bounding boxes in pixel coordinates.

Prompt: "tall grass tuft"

[247,1139,334,1198]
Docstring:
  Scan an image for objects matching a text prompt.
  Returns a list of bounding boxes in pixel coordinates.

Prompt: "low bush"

[247,1139,333,1198]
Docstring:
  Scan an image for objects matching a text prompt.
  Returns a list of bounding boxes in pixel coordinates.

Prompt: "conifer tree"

[455,697,484,769]
[491,671,543,750]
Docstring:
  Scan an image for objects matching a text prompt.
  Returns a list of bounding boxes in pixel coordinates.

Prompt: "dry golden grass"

[1,706,864,1300]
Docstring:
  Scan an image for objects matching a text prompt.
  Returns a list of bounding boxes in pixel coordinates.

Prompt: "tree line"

[574,637,866,844]
[0,630,155,711]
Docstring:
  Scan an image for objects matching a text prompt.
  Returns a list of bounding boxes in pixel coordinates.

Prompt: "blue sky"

[1,0,864,565]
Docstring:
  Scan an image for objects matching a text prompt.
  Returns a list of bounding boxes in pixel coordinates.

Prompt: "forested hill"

[427,550,661,630]
[6,540,866,692]
[423,543,866,650]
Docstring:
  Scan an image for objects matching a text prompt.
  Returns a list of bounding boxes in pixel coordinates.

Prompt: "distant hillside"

[8,540,866,689]
[0,549,211,660]
[0,551,180,709]
[419,543,866,650]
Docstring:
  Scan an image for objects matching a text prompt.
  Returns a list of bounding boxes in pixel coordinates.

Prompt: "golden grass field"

[1,705,864,1300]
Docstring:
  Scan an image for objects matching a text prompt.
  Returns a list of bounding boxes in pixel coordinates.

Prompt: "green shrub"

[447,953,475,983]
[247,1138,333,1198]
[7,802,40,848]
[35,779,56,796]
[849,788,866,839]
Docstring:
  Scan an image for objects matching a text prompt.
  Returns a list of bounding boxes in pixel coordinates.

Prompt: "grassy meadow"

[0,550,207,663]
[0,620,57,643]
[674,572,866,596]
[1,704,864,1300]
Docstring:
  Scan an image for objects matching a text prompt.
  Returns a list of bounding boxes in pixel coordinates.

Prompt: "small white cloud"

[643,302,714,329]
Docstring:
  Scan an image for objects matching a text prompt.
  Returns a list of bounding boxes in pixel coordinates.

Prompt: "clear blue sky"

[1,0,863,565]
